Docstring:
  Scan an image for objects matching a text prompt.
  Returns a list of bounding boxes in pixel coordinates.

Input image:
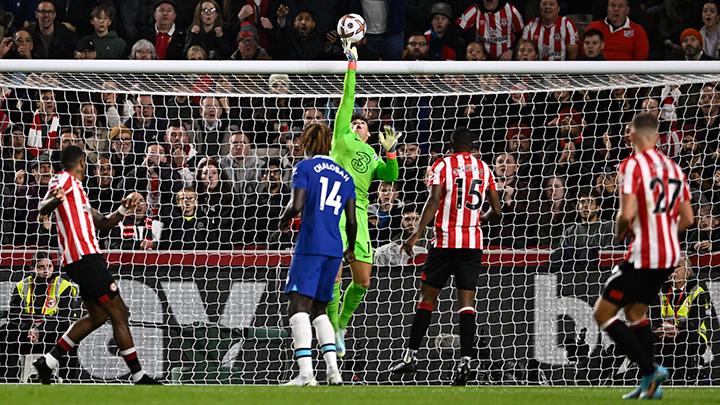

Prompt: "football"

[337,13,366,44]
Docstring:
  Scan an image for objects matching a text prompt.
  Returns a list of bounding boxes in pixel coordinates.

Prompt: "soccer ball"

[337,14,366,44]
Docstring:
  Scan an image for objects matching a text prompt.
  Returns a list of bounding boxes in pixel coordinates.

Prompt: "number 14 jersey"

[292,155,356,257]
[429,152,496,250]
[619,148,690,269]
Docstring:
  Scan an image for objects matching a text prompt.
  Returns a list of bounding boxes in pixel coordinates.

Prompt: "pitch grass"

[1,386,719,404]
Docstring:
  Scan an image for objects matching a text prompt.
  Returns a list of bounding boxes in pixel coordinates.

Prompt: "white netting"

[0,62,718,385]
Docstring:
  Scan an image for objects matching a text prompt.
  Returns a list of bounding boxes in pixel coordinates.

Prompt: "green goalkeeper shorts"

[340,206,373,264]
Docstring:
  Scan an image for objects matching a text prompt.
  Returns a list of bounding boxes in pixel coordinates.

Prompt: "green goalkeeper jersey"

[330,67,398,209]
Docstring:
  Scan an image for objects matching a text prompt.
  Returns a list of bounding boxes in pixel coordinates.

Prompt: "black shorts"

[63,254,119,303]
[601,261,673,307]
[421,248,483,291]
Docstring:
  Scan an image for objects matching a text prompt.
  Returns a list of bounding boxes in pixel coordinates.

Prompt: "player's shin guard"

[408,301,434,351]
[290,312,314,377]
[459,307,476,359]
[338,282,367,330]
[601,316,655,376]
[312,314,339,373]
[326,282,342,331]
[629,318,655,363]
[46,333,76,369]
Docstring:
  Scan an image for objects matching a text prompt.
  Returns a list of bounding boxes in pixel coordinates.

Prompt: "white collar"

[155,23,176,36]
[604,17,631,34]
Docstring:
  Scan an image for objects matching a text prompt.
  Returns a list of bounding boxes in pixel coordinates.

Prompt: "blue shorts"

[284,254,342,303]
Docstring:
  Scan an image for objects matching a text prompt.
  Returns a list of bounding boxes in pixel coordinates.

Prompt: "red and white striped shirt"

[522,16,578,61]
[619,149,690,269]
[429,152,496,249]
[457,2,524,59]
[48,171,102,265]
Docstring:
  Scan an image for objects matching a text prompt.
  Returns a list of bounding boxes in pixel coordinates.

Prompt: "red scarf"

[122,216,154,249]
[27,111,59,157]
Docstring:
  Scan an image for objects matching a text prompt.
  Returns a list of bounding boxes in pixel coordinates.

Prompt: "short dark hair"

[451,127,474,151]
[267,158,281,168]
[90,4,113,19]
[350,114,368,125]
[32,251,53,268]
[60,145,85,169]
[582,28,604,42]
[632,112,659,133]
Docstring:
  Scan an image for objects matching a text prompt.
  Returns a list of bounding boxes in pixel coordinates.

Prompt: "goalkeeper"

[327,38,399,357]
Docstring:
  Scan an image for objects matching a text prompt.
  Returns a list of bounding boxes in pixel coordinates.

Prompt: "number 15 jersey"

[619,148,690,269]
[429,152,496,250]
[292,155,356,257]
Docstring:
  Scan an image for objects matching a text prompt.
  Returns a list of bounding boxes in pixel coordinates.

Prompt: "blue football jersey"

[292,155,355,257]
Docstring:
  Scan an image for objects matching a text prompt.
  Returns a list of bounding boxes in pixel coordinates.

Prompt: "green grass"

[1,386,719,405]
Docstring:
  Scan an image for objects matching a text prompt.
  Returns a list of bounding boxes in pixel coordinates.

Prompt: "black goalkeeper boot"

[453,360,471,386]
[33,356,54,385]
[390,357,418,374]
[135,374,163,385]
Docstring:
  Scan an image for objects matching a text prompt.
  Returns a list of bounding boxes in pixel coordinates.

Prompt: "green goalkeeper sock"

[338,282,367,330]
[326,281,342,331]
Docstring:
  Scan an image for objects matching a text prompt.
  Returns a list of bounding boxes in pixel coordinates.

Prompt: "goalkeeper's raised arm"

[326,38,399,361]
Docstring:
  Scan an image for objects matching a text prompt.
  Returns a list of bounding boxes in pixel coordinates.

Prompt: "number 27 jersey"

[292,156,356,257]
[619,148,690,269]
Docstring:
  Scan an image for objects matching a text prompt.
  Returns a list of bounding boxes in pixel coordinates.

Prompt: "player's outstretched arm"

[374,126,400,181]
[614,192,637,242]
[402,184,442,256]
[343,197,358,264]
[92,192,141,231]
[279,188,307,232]
[333,39,358,140]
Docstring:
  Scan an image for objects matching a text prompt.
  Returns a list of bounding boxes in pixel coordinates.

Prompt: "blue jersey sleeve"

[292,163,309,190]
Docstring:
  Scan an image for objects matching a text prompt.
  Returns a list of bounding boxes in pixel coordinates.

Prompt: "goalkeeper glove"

[379,125,401,153]
[341,38,358,62]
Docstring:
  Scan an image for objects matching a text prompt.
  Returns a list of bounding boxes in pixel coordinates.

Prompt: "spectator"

[465,40,487,60]
[123,94,168,157]
[533,174,569,248]
[230,23,271,60]
[235,0,278,52]
[101,82,134,128]
[135,0,186,60]
[402,32,430,60]
[164,92,195,122]
[184,0,234,60]
[87,154,123,216]
[300,104,326,129]
[593,168,619,222]
[559,193,616,260]
[279,132,305,183]
[272,7,328,60]
[80,5,127,60]
[0,252,80,383]
[396,141,428,204]
[129,39,158,60]
[658,0,705,59]
[246,158,291,247]
[488,152,538,247]
[1,125,29,185]
[27,1,78,59]
[27,89,60,158]
[219,128,263,197]
[164,122,198,187]
[196,158,234,248]
[349,0,405,60]
[186,44,208,60]
[684,204,719,254]
[108,193,158,250]
[161,187,208,250]
[640,97,681,158]
[73,37,97,60]
[76,101,109,162]
[584,0,649,60]
[522,0,578,60]
[10,28,34,59]
[513,38,539,60]
[424,2,465,60]
[701,0,720,58]
[505,123,538,178]
[368,181,404,244]
[108,125,135,176]
[653,257,713,383]
[194,95,230,158]
[18,153,55,247]
[580,28,605,60]
[457,0,524,61]
[113,0,155,40]
[680,28,714,61]
[122,142,181,218]
[374,205,434,266]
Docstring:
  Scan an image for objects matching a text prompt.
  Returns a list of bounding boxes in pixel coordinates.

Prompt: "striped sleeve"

[565,18,578,45]
[510,5,524,34]
[620,158,639,195]
[430,159,446,186]
[457,5,478,30]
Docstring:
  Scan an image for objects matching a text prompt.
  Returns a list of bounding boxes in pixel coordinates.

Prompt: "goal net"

[0,61,719,385]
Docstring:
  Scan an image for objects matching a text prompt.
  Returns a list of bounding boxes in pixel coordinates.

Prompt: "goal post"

[0,61,718,385]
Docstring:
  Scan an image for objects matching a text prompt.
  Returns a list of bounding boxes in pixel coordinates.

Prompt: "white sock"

[131,371,146,382]
[312,314,338,374]
[44,353,59,369]
[289,312,313,378]
[460,355,471,365]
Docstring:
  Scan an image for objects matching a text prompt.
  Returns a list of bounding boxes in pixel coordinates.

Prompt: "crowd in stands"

[0,0,719,261]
